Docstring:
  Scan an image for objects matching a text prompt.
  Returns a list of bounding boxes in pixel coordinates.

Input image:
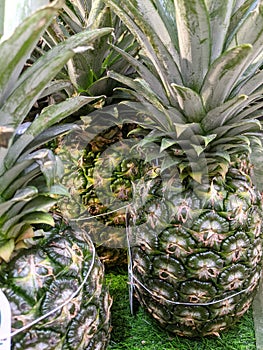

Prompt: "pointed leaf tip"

[0,239,15,262]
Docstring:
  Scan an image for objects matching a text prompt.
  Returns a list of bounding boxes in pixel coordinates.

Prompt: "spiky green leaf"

[173,123,201,138]
[112,44,169,104]
[160,157,181,173]
[3,211,54,236]
[171,84,205,122]
[160,138,178,153]
[200,134,217,147]
[0,159,34,193]
[202,95,248,131]
[21,196,57,215]
[0,1,62,105]
[234,69,263,95]
[5,96,101,166]
[1,167,40,200]
[228,3,263,77]
[39,80,74,99]
[23,124,77,155]
[109,71,162,108]
[48,184,70,197]
[201,44,252,110]
[205,0,234,61]
[191,144,205,156]
[225,0,259,48]
[0,27,112,128]
[22,212,55,226]
[0,239,15,262]
[105,0,182,100]
[235,100,263,122]
[175,0,210,90]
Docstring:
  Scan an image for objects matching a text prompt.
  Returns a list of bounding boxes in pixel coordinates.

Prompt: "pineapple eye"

[208,268,217,277]
[41,278,81,331]
[15,329,61,349]
[12,319,24,329]
[20,302,28,312]
[218,264,247,291]
[159,270,170,280]
[111,178,132,201]
[153,256,185,283]
[221,232,250,263]
[186,252,223,280]
[140,243,147,251]
[167,243,177,254]
[159,227,196,258]
[189,296,199,303]
[179,280,217,303]
[175,305,210,324]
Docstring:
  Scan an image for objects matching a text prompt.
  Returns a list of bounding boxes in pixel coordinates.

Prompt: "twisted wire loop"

[131,274,250,307]
[125,209,250,310]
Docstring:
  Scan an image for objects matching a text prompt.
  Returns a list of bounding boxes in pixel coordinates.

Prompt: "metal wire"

[131,274,250,307]
[125,207,251,308]
[70,204,130,221]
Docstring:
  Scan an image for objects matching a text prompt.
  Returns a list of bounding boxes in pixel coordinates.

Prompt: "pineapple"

[58,118,148,267]
[81,121,155,267]
[39,0,140,266]
[0,2,112,347]
[102,0,263,337]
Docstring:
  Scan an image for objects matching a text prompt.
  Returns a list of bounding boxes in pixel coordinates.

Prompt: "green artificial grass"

[106,270,256,350]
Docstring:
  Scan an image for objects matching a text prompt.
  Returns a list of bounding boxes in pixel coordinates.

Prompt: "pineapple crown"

[103,0,263,182]
[32,0,138,97]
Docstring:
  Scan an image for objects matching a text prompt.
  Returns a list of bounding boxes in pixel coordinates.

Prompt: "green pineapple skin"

[63,123,146,267]
[130,163,263,337]
[0,224,112,349]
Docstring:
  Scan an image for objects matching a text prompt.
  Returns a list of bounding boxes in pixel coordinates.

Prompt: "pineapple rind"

[130,164,263,337]
[0,225,111,349]
[60,123,149,266]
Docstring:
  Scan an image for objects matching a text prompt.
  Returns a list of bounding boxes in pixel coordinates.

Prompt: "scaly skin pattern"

[130,165,263,337]
[0,226,112,349]
[77,124,148,266]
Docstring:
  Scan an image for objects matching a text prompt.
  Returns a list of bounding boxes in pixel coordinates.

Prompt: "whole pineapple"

[0,2,112,347]
[103,0,263,337]
[30,0,139,266]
